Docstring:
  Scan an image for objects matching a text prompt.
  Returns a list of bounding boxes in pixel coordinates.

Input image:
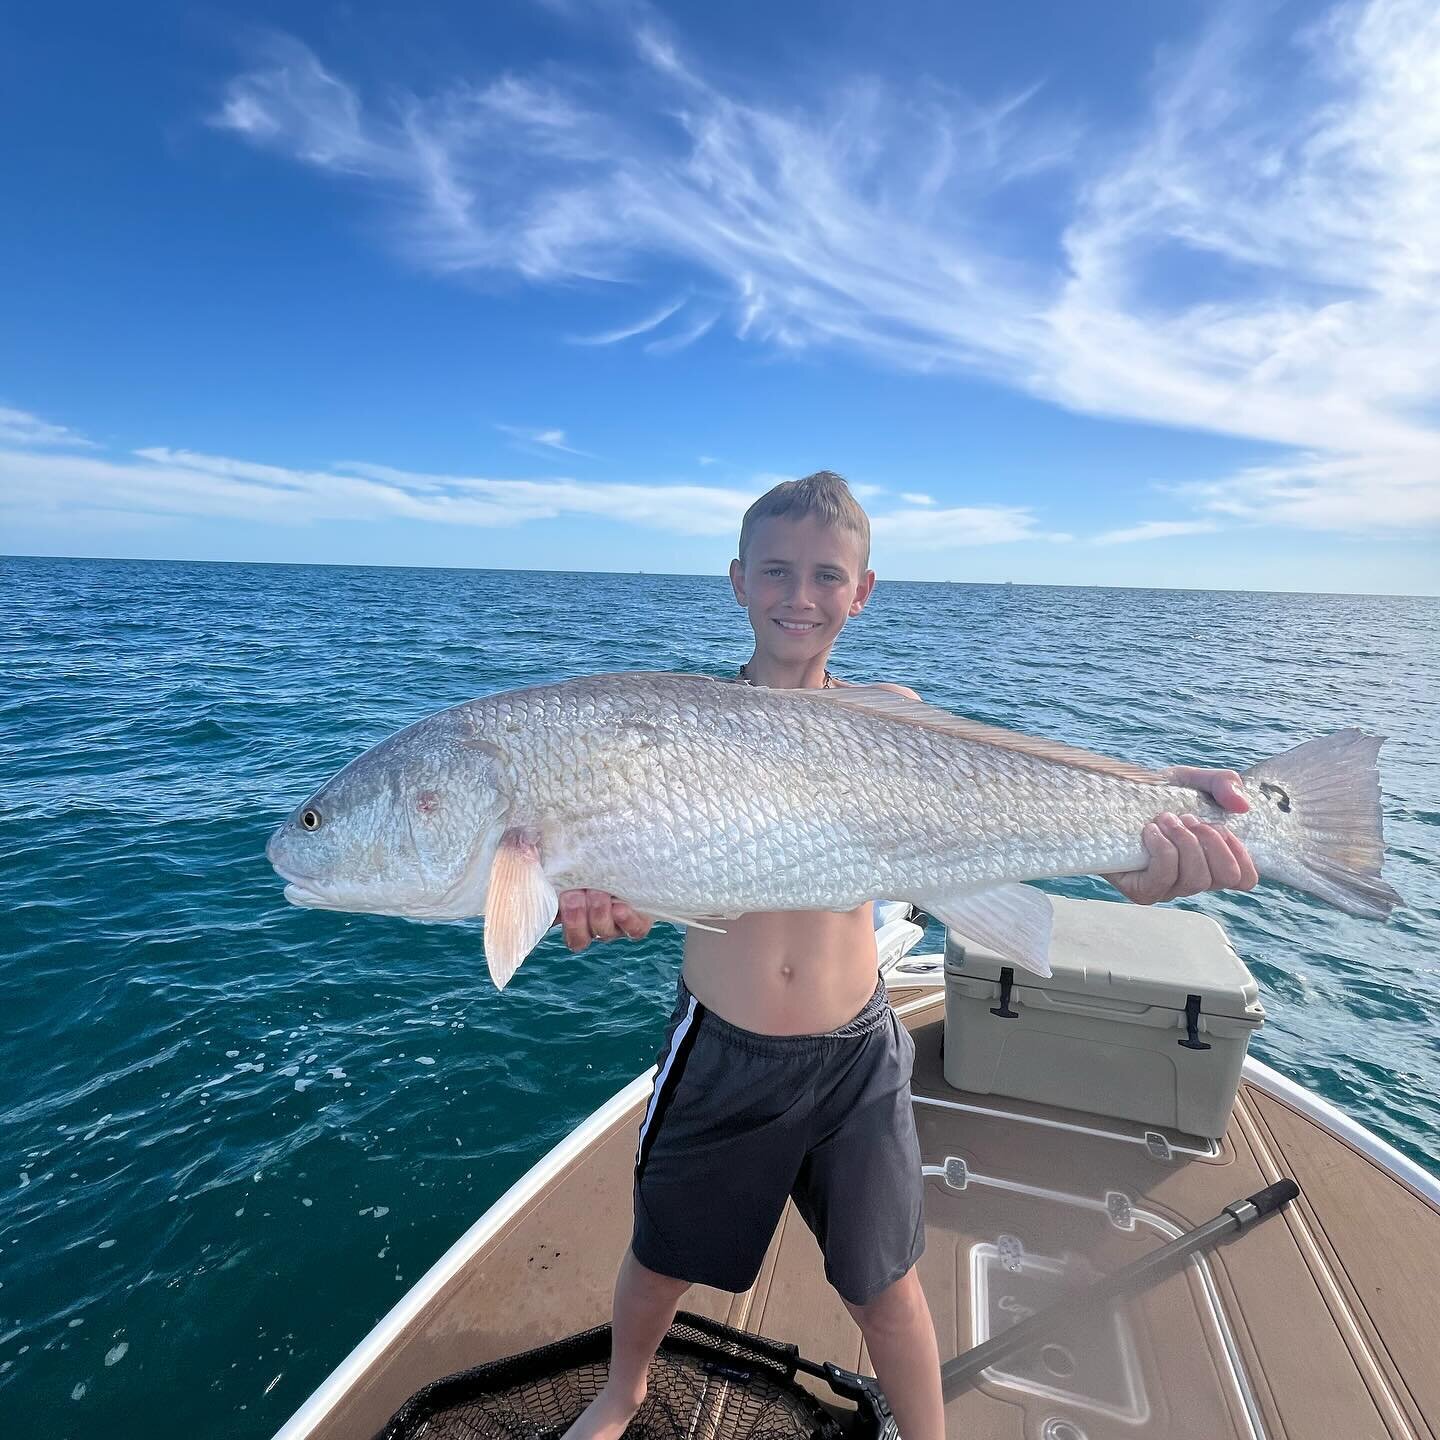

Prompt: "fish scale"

[267,672,1404,989]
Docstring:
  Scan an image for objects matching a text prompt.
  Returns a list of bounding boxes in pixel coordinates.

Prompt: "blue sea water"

[1,554,1437,1438]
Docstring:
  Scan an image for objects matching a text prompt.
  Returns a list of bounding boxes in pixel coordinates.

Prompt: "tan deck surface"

[305,989,1440,1440]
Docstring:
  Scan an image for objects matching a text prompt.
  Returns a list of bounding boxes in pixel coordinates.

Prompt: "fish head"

[267,706,509,919]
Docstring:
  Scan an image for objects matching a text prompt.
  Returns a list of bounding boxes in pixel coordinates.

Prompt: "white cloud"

[1178,450,1440,531]
[872,504,1069,549]
[208,26,1051,360]
[1,436,1061,550]
[495,423,592,457]
[900,492,935,506]
[210,0,1440,537]
[570,296,686,346]
[644,309,718,355]
[1092,519,1220,545]
[0,407,95,449]
[1043,0,1440,512]
[0,443,753,536]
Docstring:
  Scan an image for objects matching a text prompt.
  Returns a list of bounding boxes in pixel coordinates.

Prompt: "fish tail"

[1245,730,1404,920]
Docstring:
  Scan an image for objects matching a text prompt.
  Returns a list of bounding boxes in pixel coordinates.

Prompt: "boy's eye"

[765,568,787,577]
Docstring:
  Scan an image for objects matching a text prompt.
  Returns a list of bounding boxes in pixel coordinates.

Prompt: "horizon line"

[4,551,1436,602]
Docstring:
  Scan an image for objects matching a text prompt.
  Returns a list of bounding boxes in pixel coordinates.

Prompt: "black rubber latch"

[1179,992,1212,1050]
[990,966,1019,1019]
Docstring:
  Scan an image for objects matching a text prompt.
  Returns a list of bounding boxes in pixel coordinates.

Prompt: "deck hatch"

[970,1240,1149,1423]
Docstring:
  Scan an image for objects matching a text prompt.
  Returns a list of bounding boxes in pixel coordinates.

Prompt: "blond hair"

[737,471,871,569]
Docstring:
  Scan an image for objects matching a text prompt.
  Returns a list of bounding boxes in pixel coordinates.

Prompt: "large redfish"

[265,673,1402,988]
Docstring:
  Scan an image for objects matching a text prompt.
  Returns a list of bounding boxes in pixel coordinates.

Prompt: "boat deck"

[297,988,1440,1440]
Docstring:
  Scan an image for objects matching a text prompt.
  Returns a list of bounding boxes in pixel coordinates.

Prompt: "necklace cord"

[736,663,835,689]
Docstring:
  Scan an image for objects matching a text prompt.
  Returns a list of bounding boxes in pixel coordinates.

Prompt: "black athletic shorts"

[631,975,925,1306]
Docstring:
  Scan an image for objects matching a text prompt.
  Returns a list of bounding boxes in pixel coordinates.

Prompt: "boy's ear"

[848,569,877,617]
[729,557,747,604]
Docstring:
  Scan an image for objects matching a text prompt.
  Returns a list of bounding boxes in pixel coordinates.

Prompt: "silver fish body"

[266,672,1402,987]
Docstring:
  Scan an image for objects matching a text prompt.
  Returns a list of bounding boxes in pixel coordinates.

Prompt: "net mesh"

[374,1312,852,1440]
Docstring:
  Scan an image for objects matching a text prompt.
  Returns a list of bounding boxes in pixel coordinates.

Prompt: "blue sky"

[2,0,1437,593]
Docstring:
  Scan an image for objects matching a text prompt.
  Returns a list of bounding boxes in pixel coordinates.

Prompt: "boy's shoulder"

[836,678,922,702]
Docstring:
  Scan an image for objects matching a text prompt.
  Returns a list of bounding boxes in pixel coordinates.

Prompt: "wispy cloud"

[2,443,747,535]
[0,406,95,449]
[872,504,1070,549]
[495,423,592,457]
[0,422,1057,549]
[1045,0,1440,531]
[211,0,1440,537]
[900,492,935,506]
[1177,450,1440,531]
[1092,519,1220,545]
[570,296,686,346]
[644,309,718,355]
[208,25,1054,363]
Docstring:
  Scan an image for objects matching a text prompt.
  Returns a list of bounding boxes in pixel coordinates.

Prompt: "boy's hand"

[555,890,654,952]
[1104,766,1260,906]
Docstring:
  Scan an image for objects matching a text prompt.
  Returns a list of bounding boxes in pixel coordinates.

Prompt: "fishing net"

[373,1310,894,1440]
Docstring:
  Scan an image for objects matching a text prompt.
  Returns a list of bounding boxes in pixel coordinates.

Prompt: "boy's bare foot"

[560,1378,647,1440]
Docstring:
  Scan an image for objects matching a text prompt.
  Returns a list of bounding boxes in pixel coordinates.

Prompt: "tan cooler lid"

[945,893,1265,1022]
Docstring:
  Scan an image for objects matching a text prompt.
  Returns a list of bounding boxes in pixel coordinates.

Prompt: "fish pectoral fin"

[484,827,559,991]
[920,884,1054,978]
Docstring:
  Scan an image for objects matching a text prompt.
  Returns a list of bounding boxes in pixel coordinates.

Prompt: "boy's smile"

[730,514,876,683]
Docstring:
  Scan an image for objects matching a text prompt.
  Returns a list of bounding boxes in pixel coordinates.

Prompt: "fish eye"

[300,808,323,831]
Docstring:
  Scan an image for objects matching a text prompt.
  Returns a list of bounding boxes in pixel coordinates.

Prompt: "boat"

[272,901,1440,1440]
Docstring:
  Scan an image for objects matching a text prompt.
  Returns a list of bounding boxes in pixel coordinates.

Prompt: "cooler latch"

[989,967,1019,1020]
[1179,993,1212,1051]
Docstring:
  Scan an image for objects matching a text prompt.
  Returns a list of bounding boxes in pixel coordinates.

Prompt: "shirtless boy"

[558,472,1259,1440]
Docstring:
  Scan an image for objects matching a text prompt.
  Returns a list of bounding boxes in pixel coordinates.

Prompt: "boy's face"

[729,515,876,662]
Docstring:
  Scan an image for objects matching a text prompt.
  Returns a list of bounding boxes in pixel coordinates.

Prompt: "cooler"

[942,895,1265,1139]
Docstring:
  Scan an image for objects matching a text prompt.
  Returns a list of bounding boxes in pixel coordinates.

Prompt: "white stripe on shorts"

[635,994,698,1167]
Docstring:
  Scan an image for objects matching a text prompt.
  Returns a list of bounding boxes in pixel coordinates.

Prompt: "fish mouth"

[282,881,340,909]
[279,875,411,916]
[271,854,340,909]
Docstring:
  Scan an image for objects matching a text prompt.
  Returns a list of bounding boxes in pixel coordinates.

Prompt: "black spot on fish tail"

[1258,781,1292,813]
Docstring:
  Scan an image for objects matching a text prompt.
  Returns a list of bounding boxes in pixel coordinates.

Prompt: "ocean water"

[2,554,1436,1438]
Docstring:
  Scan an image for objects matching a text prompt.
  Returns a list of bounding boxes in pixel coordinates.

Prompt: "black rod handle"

[1247,1178,1300,1218]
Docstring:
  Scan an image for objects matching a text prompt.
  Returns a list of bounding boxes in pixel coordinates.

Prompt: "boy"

[559,473,1258,1440]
